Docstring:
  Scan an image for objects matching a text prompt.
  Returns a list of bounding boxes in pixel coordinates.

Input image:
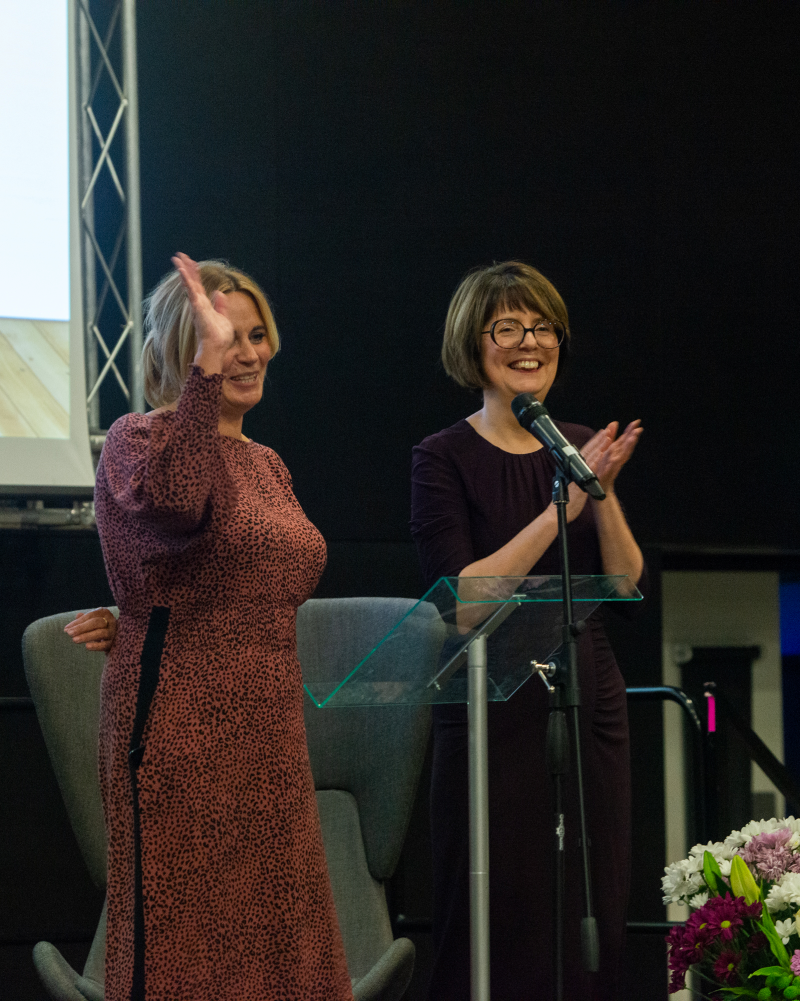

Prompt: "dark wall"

[134,0,798,554]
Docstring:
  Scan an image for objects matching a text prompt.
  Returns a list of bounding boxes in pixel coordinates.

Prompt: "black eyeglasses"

[481,318,565,350]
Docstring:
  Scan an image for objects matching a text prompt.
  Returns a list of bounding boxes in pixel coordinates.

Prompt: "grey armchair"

[22,597,435,1001]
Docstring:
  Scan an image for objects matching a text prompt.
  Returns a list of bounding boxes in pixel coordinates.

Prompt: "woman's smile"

[480,306,558,403]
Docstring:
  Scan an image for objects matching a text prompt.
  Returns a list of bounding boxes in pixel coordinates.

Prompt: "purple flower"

[713,948,744,985]
[746,931,768,953]
[741,828,799,881]
[666,894,763,992]
[791,949,800,976]
[746,829,794,851]
[666,924,695,992]
[700,893,761,941]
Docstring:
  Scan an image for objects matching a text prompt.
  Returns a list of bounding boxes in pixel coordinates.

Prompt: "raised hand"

[64,608,118,652]
[171,252,234,373]
[582,420,642,496]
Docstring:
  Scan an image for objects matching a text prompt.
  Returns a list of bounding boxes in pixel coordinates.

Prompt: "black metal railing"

[0,697,34,711]
[626,685,706,846]
[624,685,704,935]
[702,682,800,839]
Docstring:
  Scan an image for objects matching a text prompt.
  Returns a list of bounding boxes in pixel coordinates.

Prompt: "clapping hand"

[582,420,642,496]
[64,608,118,652]
[171,252,234,372]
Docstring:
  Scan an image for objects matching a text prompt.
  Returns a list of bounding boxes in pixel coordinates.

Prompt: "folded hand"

[63,608,118,652]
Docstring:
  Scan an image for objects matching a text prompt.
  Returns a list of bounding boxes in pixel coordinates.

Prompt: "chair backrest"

[23,598,439,992]
[22,610,111,889]
[299,597,437,882]
[22,598,438,889]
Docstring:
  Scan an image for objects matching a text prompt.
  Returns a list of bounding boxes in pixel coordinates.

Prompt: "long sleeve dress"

[411,418,644,1001]
[93,366,353,1001]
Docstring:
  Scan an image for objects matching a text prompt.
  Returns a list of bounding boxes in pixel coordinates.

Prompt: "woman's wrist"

[593,485,617,503]
[592,490,622,520]
[192,346,225,376]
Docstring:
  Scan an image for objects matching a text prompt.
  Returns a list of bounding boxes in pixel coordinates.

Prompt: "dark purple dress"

[411,418,644,1001]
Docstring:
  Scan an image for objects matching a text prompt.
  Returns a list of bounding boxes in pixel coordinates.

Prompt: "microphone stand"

[538,467,600,1000]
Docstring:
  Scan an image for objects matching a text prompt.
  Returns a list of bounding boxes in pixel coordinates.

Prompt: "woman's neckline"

[462,415,546,456]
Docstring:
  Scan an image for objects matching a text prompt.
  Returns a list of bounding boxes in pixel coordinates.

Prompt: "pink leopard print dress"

[94,366,352,1001]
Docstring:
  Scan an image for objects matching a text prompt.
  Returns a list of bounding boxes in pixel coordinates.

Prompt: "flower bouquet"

[662,818,800,998]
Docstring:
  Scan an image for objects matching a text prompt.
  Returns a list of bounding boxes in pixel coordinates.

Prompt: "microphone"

[511,394,605,500]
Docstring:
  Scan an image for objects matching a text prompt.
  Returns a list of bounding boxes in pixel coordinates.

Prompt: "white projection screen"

[0,0,95,492]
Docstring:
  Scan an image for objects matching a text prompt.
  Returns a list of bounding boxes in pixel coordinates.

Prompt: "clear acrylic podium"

[303,575,642,1001]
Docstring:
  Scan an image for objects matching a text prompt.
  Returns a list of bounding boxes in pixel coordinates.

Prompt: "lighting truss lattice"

[76,0,143,439]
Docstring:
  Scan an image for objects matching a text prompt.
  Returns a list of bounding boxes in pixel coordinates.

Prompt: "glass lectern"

[303,574,640,708]
[303,575,642,1001]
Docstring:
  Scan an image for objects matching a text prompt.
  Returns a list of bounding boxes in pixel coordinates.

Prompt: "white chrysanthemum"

[685,852,705,874]
[775,918,796,944]
[689,891,709,910]
[725,832,747,851]
[726,817,782,849]
[765,873,800,913]
[725,817,800,853]
[681,841,733,878]
[689,840,735,861]
[689,841,719,856]
[661,861,705,905]
[661,862,688,903]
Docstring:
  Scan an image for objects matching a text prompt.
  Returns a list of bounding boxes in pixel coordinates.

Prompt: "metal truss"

[76,0,143,441]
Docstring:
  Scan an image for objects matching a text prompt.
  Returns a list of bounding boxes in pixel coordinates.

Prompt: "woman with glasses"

[411,261,645,1000]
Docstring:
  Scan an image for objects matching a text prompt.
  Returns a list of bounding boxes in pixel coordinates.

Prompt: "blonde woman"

[411,261,645,1001]
[84,254,351,1001]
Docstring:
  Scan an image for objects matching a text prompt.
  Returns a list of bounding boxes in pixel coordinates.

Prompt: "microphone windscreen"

[511,393,548,430]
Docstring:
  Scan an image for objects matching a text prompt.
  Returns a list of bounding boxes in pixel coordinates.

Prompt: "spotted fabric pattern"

[94,366,352,1001]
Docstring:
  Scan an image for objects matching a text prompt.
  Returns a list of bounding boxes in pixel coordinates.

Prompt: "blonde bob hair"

[442,261,570,390]
[142,260,279,408]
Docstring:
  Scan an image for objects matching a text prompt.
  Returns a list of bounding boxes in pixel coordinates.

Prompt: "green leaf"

[731,854,762,904]
[759,906,792,968]
[752,968,794,978]
[704,849,731,896]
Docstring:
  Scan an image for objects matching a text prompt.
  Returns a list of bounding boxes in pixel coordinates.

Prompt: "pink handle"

[705,691,716,733]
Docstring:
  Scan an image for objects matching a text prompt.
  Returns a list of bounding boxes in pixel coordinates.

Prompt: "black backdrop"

[124,0,799,558]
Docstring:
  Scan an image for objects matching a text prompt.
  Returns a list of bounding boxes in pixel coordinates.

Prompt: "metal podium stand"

[302,575,642,1001]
